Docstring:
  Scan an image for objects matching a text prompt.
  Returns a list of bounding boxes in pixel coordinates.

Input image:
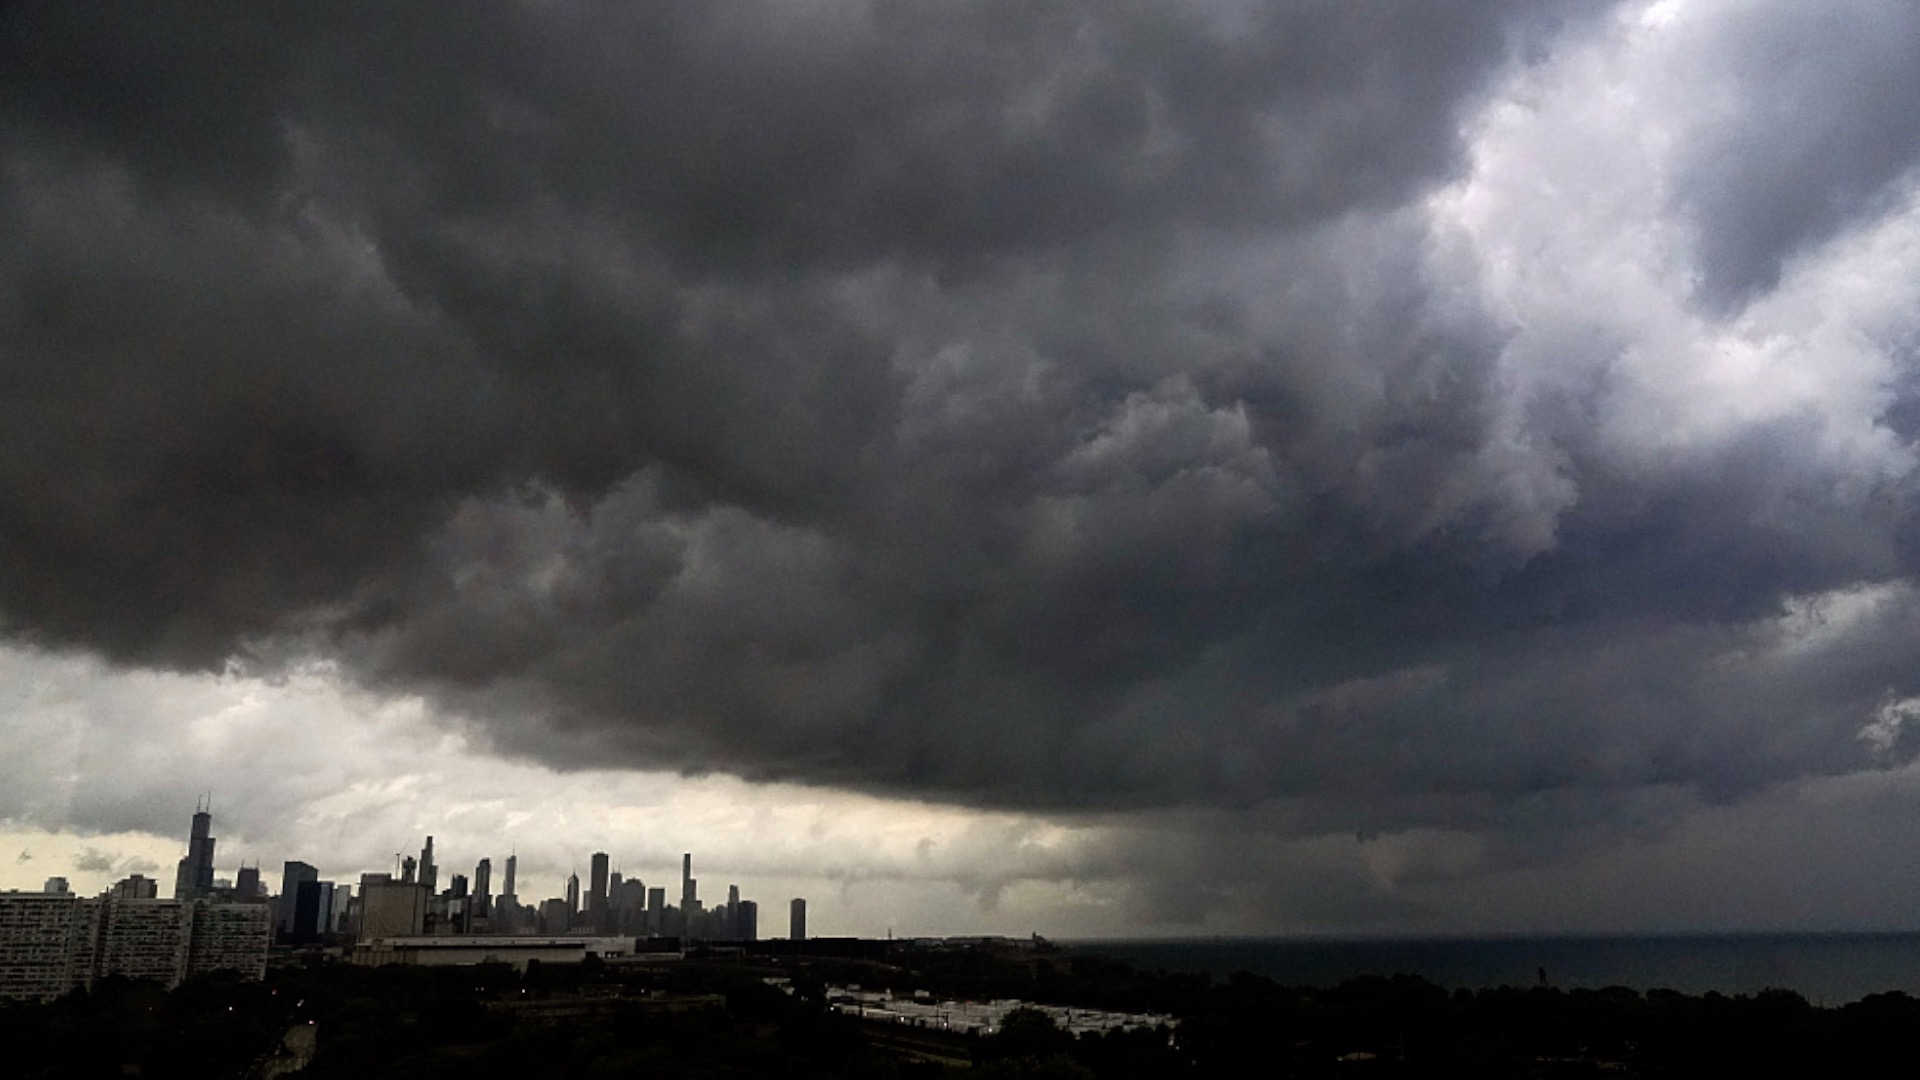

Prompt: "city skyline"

[9,807,805,949]
[0,728,990,939]
[10,2,1920,940]
[1,805,813,1004]
[186,808,809,941]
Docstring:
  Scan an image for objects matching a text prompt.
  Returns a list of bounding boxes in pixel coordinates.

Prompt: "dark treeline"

[5,948,1920,1077]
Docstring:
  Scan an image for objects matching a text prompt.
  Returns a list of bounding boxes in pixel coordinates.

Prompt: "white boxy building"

[0,889,271,1002]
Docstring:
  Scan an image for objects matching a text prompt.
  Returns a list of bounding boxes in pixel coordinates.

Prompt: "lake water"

[1075,934,1920,1005]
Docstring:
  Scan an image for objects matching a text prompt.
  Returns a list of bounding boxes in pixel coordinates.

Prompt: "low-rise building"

[352,935,634,971]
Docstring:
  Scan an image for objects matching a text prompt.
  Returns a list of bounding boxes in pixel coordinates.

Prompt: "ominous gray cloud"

[6,0,1920,909]
[1670,0,1920,309]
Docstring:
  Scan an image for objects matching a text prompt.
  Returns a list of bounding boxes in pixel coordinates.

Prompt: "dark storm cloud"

[7,0,1920,853]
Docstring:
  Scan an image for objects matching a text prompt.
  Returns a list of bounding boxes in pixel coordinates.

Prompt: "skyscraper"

[357,875,427,939]
[588,852,609,929]
[610,877,645,934]
[112,875,159,900]
[473,858,491,920]
[418,836,437,894]
[291,880,334,942]
[172,801,217,901]
[790,898,806,941]
[495,854,518,934]
[278,862,317,936]
[565,873,579,916]
[331,885,353,937]
[234,864,262,900]
[447,876,468,931]
[681,853,694,911]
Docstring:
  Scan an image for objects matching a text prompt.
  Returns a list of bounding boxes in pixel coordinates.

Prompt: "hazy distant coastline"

[1071,932,1920,1004]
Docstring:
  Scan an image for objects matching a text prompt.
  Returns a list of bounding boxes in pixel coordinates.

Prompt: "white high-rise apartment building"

[0,885,270,1003]
[0,892,97,1003]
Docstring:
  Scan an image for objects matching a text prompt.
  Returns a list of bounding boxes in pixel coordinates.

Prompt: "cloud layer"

[8,1,1920,927]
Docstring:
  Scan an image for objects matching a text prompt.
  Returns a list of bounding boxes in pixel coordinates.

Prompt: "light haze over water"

[1083,935,1920,1005]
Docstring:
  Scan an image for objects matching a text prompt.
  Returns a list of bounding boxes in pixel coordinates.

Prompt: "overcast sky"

[7,0,1920,937]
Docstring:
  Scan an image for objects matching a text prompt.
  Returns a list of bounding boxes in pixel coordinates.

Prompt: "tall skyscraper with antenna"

[172,798,217,901]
